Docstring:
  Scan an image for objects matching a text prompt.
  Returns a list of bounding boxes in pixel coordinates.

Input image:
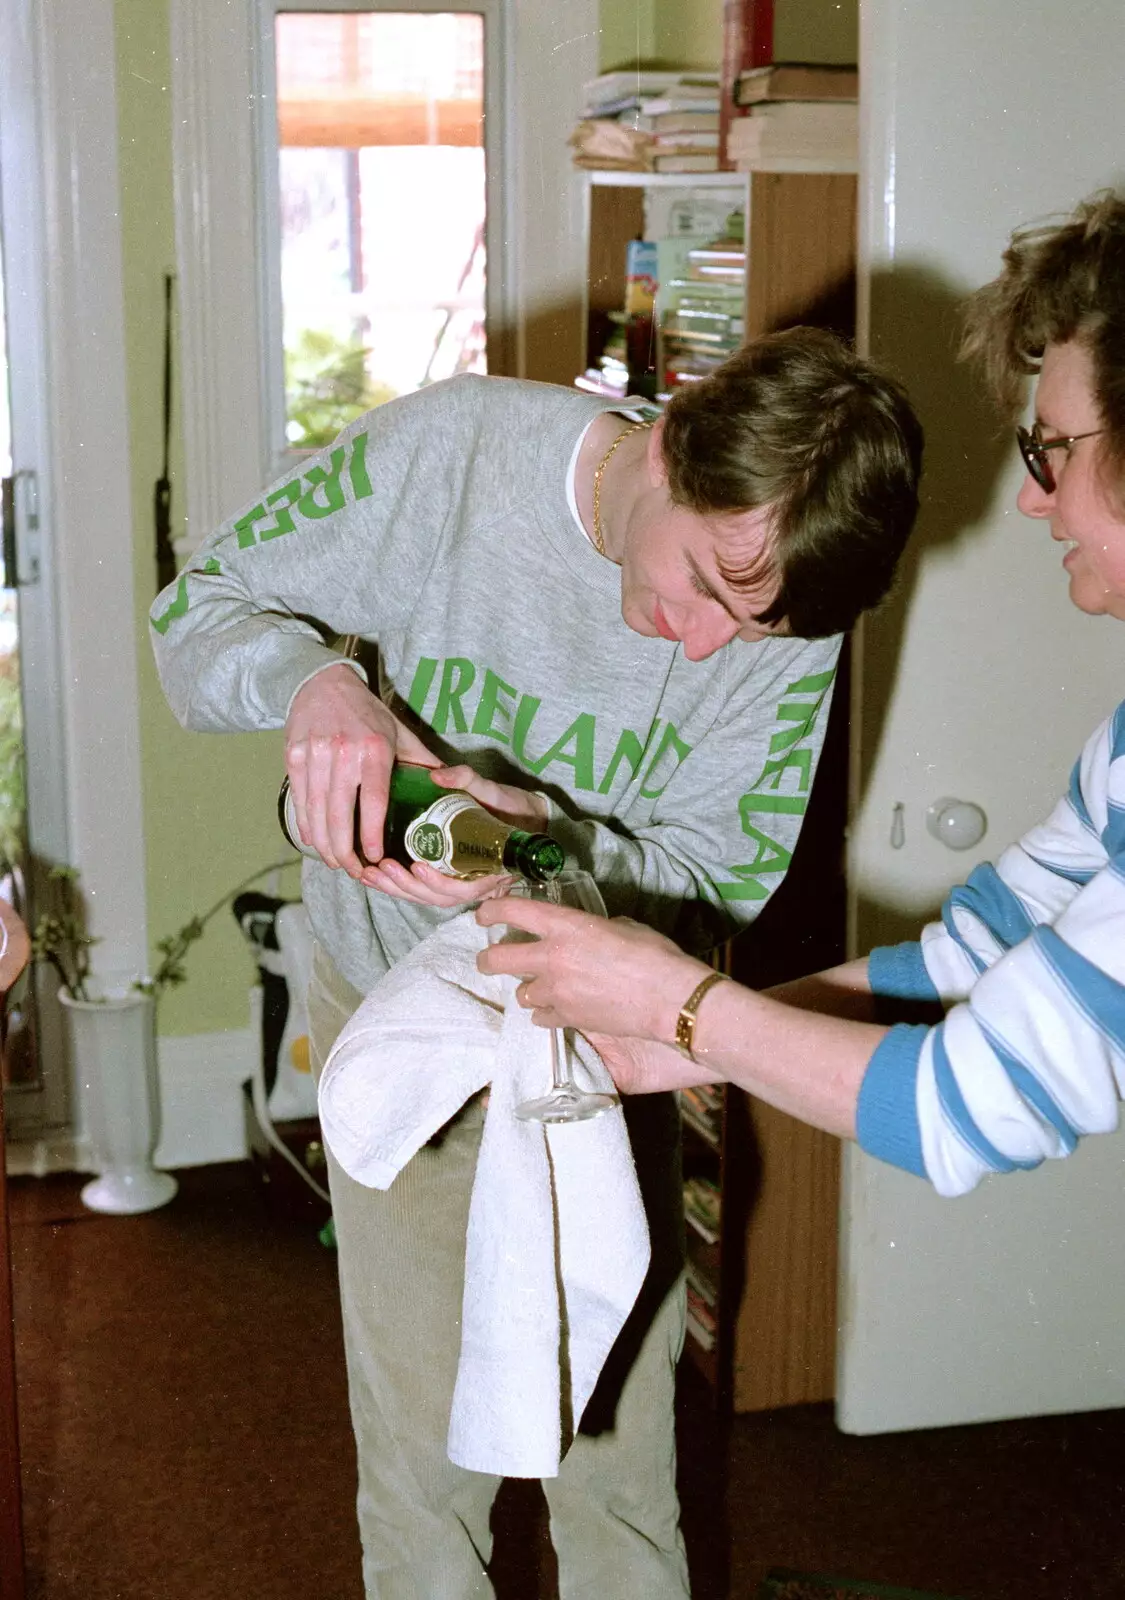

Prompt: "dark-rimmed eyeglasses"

[1017,422,1104,494]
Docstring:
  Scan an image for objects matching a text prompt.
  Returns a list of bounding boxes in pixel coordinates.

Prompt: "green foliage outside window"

[0,652,26,878]
[285,328,398,449]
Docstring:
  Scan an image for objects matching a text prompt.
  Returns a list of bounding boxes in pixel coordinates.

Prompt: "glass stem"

[549,1027,573,1095]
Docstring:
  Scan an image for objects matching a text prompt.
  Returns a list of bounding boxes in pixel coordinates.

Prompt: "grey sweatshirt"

[150,375,840,994]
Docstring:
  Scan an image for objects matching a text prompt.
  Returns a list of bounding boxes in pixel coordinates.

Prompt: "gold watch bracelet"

[674,969,728,1061]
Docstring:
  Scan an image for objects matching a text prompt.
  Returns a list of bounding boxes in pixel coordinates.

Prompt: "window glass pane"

[276,11,486,449]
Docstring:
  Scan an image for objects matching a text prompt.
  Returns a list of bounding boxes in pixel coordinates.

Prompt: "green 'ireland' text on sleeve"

[539,636,841,954]
[149,387,462,731]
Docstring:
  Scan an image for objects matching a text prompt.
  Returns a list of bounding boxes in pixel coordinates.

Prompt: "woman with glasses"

[479,188,1125,1198]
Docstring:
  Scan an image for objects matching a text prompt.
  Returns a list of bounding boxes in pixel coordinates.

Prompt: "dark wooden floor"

[8,1162,1125,1599]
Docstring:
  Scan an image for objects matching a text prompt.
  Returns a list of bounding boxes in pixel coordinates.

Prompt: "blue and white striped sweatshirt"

[855,701,1125,1197]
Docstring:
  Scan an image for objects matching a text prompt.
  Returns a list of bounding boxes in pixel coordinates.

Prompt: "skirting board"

[6,1027,258,1177]
[152,1027,258,1169]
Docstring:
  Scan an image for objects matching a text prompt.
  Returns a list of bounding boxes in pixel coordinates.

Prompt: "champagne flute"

[489,869,618,1124]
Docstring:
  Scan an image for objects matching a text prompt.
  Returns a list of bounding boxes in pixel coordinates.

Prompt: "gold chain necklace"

[591,421,650,558]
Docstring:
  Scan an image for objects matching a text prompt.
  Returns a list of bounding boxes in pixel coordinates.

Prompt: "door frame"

[0,0,147,1155]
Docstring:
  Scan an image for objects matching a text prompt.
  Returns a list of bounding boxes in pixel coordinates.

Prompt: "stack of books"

[733,60,857,107]
[683,1175,721,1245]
[648,111,721,174]
[679,1083,725,1147]
[659,236,746,389]
[727,100,858,169]
[685,1258,719,1352]
[727,61,858,170]
[571,69,721,173]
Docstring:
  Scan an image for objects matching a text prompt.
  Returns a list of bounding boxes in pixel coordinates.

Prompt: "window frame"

[170,0,596,561]
[255,0,509,478]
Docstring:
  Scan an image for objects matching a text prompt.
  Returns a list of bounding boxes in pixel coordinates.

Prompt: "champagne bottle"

[278,765,566,883]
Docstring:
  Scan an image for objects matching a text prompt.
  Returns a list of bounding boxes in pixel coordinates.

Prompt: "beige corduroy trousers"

[307,940,691,1600]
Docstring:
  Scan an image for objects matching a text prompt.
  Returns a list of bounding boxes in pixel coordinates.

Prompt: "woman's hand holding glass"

[476,900,730,1101]
[478,871,633,1122]
[476,895,710,1047]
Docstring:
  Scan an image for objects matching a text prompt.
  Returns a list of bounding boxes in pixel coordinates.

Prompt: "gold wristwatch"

[674,970,727,1061]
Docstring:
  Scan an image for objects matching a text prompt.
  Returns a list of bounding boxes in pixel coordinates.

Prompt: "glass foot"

[514,1088,618,1124]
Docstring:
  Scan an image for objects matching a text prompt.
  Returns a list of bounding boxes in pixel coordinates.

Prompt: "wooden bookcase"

[579,165,856,1413]
[581,167,857,391]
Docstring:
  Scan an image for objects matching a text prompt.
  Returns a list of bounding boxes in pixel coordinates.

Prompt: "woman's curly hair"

[961,190,1125,497]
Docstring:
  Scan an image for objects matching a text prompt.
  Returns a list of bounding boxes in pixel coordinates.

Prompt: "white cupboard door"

[842,0,1125,1434]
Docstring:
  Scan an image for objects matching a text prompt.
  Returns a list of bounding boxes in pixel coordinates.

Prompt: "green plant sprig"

[137,858,299,997]
[32,858,299,1003]
[30,866,97,1002]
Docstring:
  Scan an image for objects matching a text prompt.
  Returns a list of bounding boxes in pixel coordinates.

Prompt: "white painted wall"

[841,0,1125,1433]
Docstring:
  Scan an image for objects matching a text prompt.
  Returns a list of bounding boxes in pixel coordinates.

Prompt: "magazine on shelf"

[582,69,720,118]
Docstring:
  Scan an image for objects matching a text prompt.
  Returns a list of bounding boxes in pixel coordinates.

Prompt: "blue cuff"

[855,1024,930,1179]
[868,941,940,1002]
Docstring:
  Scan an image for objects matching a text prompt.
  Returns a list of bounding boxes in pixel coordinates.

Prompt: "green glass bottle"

[278,765,566,883]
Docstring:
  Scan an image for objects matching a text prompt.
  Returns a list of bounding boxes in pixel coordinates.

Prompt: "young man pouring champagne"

[151,331,922,1598]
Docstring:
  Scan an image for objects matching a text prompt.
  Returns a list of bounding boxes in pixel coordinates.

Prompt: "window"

[274,11,488,450]
[170,0,595,557]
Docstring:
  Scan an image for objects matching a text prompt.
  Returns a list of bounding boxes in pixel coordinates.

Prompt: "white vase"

[58,985,179,1214]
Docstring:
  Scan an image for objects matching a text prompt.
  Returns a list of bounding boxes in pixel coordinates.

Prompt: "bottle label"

[403,794,506,877]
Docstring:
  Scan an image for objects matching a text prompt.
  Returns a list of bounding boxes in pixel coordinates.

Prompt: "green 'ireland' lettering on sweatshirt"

[150,558,222,635]
[298,447,347,519]
[510,694,542,765]
[234,435,372,548]
[527,713,598,790]
[348,432,374,500]
[406,656,439,716]
[403,652,689,797]
[639,721,692,798]
[597,721,662,794]
[716,824,794,902]
[431,657,477,734]
[741,746,813,814]
[471,668,520,744]
[150,575,189,635]
[717,667,835,902]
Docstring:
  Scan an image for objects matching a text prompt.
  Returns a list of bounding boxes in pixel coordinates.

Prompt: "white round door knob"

[925,797,987,851]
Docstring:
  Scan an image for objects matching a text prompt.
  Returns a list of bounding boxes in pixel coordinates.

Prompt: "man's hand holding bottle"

[284,663,552,907]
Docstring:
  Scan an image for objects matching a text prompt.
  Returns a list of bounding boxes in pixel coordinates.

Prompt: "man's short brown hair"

[659,326,924,639]
[960,189,1125,504]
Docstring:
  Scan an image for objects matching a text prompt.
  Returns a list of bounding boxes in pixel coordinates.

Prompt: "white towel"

[317,911,651,1479]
